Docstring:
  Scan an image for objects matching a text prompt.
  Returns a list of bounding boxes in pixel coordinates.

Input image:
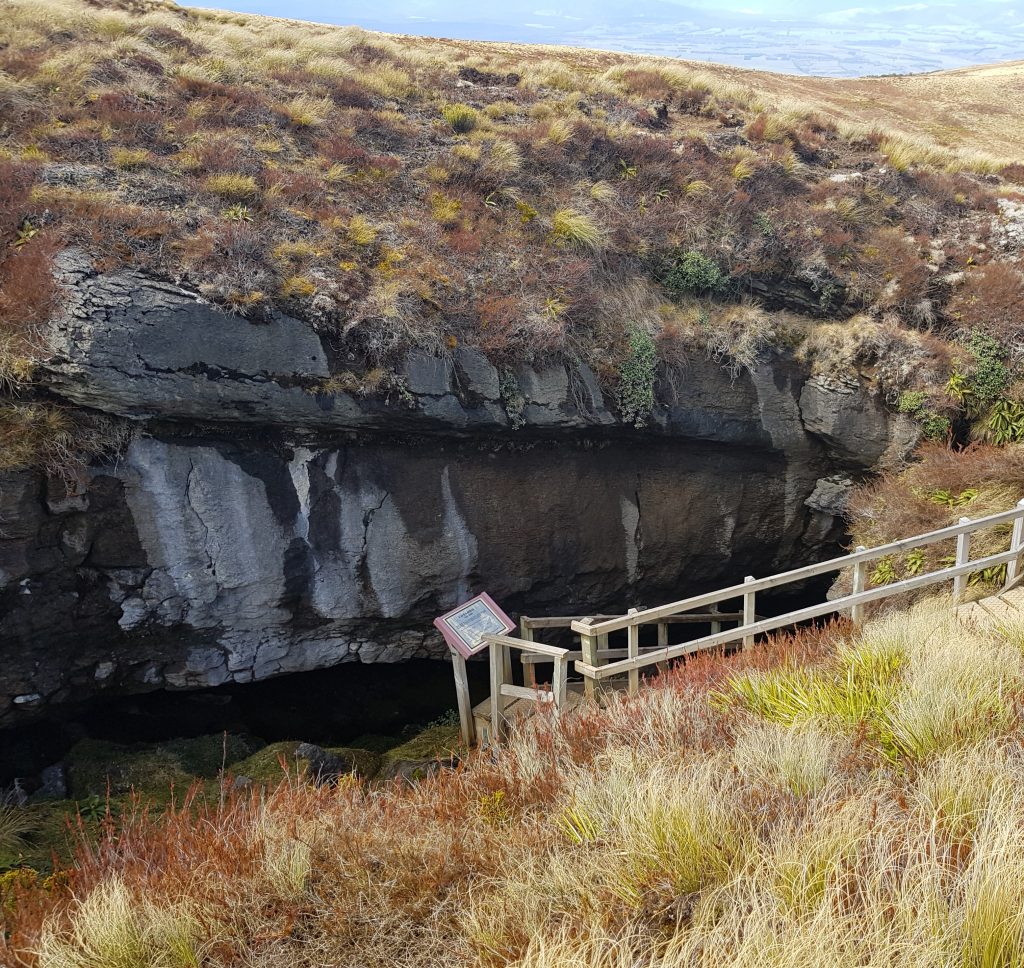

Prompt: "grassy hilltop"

[1,0,1024,469]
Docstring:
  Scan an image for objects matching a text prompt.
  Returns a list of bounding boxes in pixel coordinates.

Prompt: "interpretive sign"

[434,592,515,659]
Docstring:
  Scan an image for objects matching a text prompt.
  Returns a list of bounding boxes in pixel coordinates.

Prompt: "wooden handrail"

[481,633,569,658]
[468,501,1024,746]
[484,633,571,745]
[572,502,1024,637]
[521,612,744,630]
[575,544,1023,681]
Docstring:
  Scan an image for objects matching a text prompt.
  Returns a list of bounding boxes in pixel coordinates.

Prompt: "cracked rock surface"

[0,259,917,725]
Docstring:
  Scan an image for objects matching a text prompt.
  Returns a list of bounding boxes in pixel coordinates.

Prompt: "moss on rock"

[65,734,264,801]
[323,746,383,779]
[382,724,462,767]
[226,741,305,783]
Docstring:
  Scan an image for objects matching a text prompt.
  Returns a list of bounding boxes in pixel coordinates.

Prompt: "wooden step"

[472,681,628,748]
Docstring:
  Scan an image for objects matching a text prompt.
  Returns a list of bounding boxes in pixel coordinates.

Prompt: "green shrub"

[617,326,657,427]
[441,104,480,134]
[897,390,950,441]
[965,331,1009,408]
[659,250,727,299]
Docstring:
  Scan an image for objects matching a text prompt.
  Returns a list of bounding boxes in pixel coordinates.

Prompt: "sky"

[189,0,1024,76]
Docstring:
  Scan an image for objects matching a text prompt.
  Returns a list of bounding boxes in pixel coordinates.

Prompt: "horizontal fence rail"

[575,547,1022,680]
[570,500,1024,689]
[571,502,1024,639]
[461,501,1024,745]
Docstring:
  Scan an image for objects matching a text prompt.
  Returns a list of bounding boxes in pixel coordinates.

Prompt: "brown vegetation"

[0,0,1022,460]
[5,602,1024,966]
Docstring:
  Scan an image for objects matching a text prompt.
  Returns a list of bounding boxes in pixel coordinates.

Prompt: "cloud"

[815,6,870,22]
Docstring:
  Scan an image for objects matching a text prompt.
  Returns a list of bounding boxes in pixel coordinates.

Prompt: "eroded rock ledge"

[0,258,917,725]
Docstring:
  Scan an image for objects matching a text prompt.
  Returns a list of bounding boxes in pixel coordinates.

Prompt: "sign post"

[434,593,515,745]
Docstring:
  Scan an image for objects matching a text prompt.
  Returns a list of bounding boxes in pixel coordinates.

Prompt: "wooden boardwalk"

[956,582,1024,627]
[459,501,1024,747]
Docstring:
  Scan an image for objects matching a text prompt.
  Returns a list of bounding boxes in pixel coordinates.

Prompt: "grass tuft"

[441,103,481,134]
[201,173,259,201]
[548,208,604,252]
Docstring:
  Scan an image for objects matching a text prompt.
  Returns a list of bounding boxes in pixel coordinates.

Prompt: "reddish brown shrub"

[180,135,245,175]
[445,224,482,256]
[848,441,1024,551]
[1001,162,1024,185]
[39,122,109,163]
[0,233,59,334]
[84,90,165,143]
[262,168,326,205]
[324,76,374,109]
[947,259,1024,342]
[171,78,273,128]
[318,134,401,173]
[0,159,38,245]
[850,227,931,312]
[745,113,772,142]
[140,24,202,54]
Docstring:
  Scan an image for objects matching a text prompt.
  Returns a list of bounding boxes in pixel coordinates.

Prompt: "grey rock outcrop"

[800,376,918,466]
[0,259,917,725]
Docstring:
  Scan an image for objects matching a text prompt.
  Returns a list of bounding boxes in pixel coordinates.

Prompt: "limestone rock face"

[0,262,916,725]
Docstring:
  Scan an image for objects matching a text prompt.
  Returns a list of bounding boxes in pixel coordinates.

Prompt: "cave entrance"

[0,571,835,790]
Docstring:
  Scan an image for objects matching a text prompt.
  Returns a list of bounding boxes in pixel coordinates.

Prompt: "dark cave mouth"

[1,571,840,787]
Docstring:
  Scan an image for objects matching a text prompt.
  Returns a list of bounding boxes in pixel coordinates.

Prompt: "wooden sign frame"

[434,592,515,660]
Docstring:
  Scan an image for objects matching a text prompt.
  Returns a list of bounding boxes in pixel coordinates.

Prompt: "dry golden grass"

[6,603,1024,967]
[0,0,1022,470]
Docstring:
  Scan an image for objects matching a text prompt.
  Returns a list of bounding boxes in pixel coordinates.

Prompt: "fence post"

[709,603,721,635]
[450,650,475,746]
[552,652,568,709]
[851,546,867,626]
[1007,500,1024,589]
[520,618,537,688]
[627,607,640,695]
[579,620,600,701]
[489,639,506,745]
[953,517,972,602]
[743,576,756,650]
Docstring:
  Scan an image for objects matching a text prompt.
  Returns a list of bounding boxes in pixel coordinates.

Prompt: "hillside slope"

[2,0,1023,459]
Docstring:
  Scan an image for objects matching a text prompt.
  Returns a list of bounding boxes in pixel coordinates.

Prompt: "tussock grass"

[8,604,1024,967]
[880,134,1008,174]
[201,173,259,201]
[441,104,482,134]
[720,603,1024,761]
[36,876,203,968]
[548,208,605,252]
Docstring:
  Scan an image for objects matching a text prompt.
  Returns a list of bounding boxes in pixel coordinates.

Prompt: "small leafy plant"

[617,325,657,427]
[897,391,951,442]
[659,250,727,299]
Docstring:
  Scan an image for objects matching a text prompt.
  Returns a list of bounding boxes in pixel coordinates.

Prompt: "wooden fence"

[571,499,1024,690]
[462,500,1024,745]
